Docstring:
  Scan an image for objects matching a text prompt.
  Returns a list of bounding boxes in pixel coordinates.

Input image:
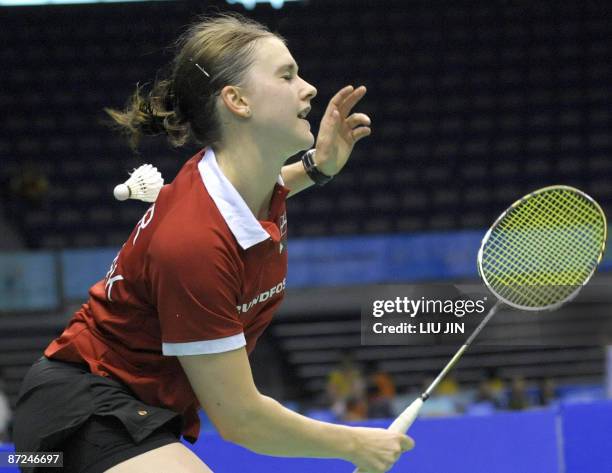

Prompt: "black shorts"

[13,356,183,473]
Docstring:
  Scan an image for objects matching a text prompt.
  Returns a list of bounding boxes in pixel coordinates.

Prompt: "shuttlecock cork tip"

[114,183,130,201]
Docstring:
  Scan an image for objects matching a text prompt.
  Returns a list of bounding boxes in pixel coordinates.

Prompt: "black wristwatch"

[301,149,333,186]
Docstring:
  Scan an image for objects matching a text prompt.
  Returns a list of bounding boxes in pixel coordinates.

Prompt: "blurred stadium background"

[1,0,612,471]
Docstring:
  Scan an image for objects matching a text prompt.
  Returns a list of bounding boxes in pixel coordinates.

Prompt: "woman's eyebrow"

[275,63,299,74]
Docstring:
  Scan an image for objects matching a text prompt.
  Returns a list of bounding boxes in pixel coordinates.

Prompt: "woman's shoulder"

[153,164,231,240]
[150,204,238,262]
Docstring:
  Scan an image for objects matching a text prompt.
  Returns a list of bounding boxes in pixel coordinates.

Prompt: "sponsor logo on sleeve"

[237,278,287,314]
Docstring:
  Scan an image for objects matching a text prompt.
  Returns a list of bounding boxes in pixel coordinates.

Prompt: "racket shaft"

[424,345,468,399]
[425,300,501,397]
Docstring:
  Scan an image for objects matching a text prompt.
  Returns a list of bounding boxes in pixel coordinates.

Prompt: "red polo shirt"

[44,148,289,443]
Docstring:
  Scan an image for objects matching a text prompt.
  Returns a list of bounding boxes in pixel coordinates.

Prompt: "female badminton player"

[13,12,413,473]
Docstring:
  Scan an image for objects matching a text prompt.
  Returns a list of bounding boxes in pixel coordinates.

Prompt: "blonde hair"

[105,12,283,150]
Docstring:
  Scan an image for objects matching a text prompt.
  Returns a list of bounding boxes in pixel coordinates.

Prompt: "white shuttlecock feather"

[113,164,164,203]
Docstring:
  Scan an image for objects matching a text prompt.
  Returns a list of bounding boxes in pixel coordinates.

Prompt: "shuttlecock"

[113,164,164,203]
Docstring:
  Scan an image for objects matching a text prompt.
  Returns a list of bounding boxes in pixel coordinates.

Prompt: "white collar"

[197,148,284,250]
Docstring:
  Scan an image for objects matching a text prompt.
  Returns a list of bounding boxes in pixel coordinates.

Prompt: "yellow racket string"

[480,187,607,309]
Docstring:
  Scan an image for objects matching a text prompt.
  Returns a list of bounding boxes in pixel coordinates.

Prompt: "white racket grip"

[352,398,423,473]
[388,397,423,433]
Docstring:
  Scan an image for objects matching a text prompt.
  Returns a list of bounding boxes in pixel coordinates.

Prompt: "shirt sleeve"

[147,235,245,356]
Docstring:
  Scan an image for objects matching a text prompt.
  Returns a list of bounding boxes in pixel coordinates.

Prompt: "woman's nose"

[303,80,317,100]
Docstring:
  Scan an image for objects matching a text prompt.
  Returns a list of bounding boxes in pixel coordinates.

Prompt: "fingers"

[400,435,415,452]
[346,112,372,142]
[338,85,367,118]
[351,126,371,142]
[327,84,367,118]
[329,85,355,108]
[346,112,371,129]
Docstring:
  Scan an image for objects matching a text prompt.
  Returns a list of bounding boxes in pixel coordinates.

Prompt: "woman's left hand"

[314,85,372,177]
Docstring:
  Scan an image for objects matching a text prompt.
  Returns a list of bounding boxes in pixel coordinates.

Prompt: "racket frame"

[477,185,607,312]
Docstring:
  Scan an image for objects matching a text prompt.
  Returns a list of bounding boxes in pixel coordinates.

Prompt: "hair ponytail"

[104,79,189,150]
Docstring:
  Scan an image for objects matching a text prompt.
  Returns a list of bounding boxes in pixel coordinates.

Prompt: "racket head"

[477,185,607,311]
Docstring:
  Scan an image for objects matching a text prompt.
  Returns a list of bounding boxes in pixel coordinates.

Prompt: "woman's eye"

[283,75,292,81]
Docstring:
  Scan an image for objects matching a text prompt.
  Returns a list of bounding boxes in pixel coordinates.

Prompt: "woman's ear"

[219,85,251,118]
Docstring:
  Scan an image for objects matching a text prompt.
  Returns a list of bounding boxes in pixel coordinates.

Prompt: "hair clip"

[189,58,210,78]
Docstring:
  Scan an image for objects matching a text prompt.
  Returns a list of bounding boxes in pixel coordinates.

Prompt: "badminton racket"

[354,185,607,472]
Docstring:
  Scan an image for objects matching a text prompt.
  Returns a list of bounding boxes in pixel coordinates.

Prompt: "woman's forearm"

[229,394,357,462]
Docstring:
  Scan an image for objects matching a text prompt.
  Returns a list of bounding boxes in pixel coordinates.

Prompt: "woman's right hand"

[348,426,414,473]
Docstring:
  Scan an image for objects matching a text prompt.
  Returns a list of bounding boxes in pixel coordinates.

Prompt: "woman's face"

[243,36,318,155]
